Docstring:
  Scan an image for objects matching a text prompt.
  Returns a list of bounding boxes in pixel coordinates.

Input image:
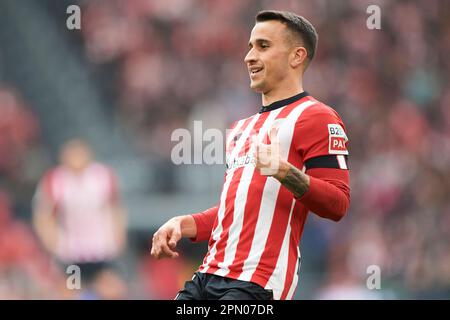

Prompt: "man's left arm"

[253,108,350,221]
[273,163,349,221]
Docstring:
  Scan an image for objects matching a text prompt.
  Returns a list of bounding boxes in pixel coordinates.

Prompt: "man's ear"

[290,47,308,69]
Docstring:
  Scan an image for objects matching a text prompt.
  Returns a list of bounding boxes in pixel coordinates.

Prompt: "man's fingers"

[151,237,162,258]
[150,233,159,257]
[169,230,181,249]
[251,135,260,157]
[151,221,184,259]
[251,134,258,148]
[152,240,177,259]
[150,244,159,258]
[269,126,279,145]
[159,241,178,258]
[151,230,170,259]
[155,230,179,258]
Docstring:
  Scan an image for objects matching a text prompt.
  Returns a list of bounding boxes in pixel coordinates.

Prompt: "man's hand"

[252,126,310,198]
[150,215,197,259]
[151,217,182,259]
[252,127,288,178]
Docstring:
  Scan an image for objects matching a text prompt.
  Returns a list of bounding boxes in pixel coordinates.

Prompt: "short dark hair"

[255,10,318,65]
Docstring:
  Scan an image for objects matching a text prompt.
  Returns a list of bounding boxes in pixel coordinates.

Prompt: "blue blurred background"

[0,0,449,299]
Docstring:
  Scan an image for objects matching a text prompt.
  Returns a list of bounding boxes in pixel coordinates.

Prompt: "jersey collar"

[259,91,309,113]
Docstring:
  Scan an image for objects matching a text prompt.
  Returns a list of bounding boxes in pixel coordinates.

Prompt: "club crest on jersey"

[328,124,348,155]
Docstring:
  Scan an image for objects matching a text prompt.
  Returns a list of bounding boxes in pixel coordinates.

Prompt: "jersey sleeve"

[292,105,351,221]
[190,206,218,242]
[294,106,349,170]
[298,167,350,221]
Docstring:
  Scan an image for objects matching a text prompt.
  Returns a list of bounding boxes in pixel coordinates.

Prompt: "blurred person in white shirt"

[32,139,127,299]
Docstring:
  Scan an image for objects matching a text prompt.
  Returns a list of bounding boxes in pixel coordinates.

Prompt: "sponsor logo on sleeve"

[328,124,349,155]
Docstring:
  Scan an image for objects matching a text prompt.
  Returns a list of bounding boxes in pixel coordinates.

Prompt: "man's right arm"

[32,172,60,256]
[33,200,59,255]
[150,206,218,259]
[190,206,218,242]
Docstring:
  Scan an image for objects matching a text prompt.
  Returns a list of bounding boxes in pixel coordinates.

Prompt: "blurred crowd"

[0,86,59,298]
[1,0,450,299]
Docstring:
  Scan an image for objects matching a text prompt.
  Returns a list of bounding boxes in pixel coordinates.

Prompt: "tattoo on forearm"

[279,166,310,199]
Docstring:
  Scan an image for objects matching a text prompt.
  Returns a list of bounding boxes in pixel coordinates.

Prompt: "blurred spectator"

[0,190,60,299]
[32,139,128,299]
[0,85,50,223]
[0,86,40,180]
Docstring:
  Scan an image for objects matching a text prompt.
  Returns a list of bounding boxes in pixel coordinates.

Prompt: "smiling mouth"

[249,67,263,77]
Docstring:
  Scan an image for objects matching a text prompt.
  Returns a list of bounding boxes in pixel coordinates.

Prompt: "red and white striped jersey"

[34,162,120,263]
[191,92,350,300]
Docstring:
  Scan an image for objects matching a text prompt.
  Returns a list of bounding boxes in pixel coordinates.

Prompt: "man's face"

[245,20,293,94]
[60,141,92,172]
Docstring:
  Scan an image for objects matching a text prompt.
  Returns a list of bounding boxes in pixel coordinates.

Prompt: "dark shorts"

[175,272,274,300]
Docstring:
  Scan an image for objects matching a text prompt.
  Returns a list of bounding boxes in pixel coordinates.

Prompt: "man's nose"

[244,48,257,64]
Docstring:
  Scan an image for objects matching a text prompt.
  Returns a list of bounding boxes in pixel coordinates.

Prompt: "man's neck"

[261,83,304,106]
